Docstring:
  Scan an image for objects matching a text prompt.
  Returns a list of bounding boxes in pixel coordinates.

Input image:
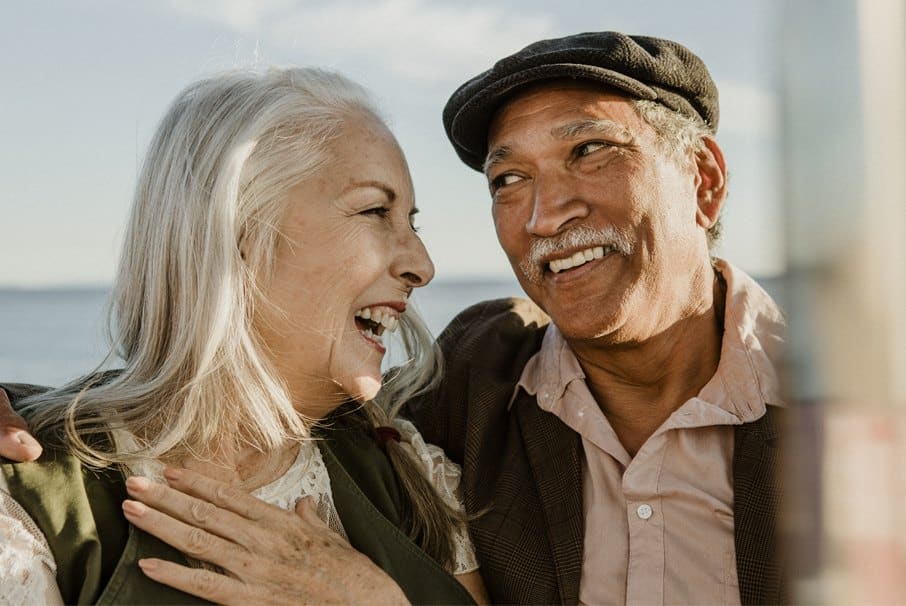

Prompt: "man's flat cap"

[443,31,719,171]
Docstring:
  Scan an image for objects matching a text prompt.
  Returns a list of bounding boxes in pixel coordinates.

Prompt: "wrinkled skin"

[121,468,409,606]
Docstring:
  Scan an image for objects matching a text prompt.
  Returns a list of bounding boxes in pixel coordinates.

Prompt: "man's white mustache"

[519,225,634,284]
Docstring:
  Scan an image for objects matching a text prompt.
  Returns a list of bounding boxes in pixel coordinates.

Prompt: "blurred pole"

[782,0,906,603]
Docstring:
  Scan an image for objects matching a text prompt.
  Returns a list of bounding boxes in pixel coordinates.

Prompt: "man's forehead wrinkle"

[551,119,633,141]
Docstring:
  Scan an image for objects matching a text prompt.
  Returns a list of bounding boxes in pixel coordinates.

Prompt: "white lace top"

[0,418,478,606]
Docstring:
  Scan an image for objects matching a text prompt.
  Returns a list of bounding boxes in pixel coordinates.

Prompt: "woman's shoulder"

[0,480,64,606]
[1,439,125,529]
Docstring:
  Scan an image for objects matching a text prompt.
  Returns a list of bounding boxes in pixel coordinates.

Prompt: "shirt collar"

[511,259,785,420]
[512,323,582,411]
[700,259,786,419]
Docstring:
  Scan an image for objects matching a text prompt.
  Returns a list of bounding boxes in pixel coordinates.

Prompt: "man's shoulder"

[404,298,549,454]
[436,297,550,372]
[438,297,550,353]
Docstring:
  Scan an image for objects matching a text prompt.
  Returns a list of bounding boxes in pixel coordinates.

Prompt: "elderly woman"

[0,68,487,605]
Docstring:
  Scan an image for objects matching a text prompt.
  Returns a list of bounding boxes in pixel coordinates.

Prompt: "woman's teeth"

[354,306,400,344]
[548,245,613,274]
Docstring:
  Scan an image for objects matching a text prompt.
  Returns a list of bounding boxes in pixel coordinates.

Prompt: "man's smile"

[546,245,617,274]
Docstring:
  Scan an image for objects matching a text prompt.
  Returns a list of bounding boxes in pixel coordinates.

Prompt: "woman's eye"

[361,206,390,218]
[408,210,421,233]
[577,141,608,156]
[490,173,523,190]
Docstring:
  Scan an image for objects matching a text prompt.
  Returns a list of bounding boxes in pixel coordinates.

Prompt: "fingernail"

[163,468,182,483]
[138,558,158,573]
[14,430,39,448]
[125,476,151,493]
[122,500,147,517]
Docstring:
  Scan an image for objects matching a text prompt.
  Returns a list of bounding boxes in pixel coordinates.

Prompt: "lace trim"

[116,435,350,542]
[251,441,348,540]
[393,418,480,575]
[0,488,64,605]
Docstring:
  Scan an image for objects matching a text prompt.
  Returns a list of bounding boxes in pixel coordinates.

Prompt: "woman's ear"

[694,136,727,230]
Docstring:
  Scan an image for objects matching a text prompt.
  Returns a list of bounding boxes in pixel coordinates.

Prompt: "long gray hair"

[20,67,461,567]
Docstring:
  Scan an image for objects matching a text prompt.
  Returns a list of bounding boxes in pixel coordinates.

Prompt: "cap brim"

[447,63,658,171]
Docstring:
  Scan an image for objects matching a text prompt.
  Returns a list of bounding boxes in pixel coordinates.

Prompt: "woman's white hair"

[21,67,441,469]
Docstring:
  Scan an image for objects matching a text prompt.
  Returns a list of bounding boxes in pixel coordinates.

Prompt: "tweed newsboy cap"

[443,31,719,171]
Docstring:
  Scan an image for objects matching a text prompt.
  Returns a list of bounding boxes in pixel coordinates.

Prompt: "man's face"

[485,81,720,345]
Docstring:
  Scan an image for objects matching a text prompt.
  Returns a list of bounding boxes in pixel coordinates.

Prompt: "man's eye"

[577,141,608,156]
[490,173,523,190]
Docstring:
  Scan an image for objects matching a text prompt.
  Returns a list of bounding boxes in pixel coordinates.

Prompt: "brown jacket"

[407,298,785,605]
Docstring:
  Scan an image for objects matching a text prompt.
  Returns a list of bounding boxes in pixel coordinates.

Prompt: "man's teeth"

[549,246,612,274]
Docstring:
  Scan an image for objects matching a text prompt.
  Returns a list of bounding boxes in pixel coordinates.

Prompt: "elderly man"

[0,32,785,606]
[403,31,786,606]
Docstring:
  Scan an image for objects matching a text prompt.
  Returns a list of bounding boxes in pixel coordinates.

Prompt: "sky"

[0,0,784,286]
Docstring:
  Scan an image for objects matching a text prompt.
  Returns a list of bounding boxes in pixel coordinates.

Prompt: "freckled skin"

[256,116,434,417]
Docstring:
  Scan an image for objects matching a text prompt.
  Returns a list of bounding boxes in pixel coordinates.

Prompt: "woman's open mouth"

[353,305,401,352]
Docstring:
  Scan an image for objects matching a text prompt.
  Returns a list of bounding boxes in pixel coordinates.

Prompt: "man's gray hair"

[633,99,723,247]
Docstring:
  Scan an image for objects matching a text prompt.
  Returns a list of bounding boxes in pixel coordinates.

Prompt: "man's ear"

[693,136,727,230]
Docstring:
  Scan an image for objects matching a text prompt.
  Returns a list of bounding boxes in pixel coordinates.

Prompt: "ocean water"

[0,279,525,387]
[0,275,785,388]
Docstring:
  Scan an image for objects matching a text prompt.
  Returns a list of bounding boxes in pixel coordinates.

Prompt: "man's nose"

[525,174,590,237]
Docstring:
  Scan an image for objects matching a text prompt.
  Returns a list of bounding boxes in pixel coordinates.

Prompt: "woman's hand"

[0,389,42,461]
[123,468,410,606]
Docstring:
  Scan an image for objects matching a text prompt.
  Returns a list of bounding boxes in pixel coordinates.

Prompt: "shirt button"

[637,504,653,520]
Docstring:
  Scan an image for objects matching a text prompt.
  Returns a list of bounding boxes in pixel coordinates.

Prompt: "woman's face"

[257,116,434,416]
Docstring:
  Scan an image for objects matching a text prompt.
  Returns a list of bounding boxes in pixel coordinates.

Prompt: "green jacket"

[0,386,474,605]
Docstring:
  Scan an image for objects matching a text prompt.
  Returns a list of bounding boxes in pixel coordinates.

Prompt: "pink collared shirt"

[516,260,785,606]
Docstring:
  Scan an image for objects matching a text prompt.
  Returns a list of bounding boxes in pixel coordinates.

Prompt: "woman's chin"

[345,375,383,403]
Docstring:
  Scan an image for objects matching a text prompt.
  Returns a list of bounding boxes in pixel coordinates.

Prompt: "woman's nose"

[395,230,435,288]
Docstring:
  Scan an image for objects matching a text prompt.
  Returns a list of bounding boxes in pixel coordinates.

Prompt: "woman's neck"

[180,440,302,492]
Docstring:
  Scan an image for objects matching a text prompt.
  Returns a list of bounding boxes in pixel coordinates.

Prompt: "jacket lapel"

[733,407,785,605]
[319,440,477,606]
[513,389,585,605]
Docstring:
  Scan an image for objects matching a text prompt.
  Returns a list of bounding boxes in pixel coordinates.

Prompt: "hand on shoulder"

[0,389,42,462]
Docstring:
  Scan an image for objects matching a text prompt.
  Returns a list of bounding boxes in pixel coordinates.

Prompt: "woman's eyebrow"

[339,180,397,201]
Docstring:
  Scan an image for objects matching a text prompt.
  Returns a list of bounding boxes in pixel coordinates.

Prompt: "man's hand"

[0,389,42,461]
[123,468,410,606]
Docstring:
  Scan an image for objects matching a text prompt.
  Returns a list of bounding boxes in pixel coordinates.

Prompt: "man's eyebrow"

[339,180,396,201]
[483,145,512,174]
[551,119,633,141]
